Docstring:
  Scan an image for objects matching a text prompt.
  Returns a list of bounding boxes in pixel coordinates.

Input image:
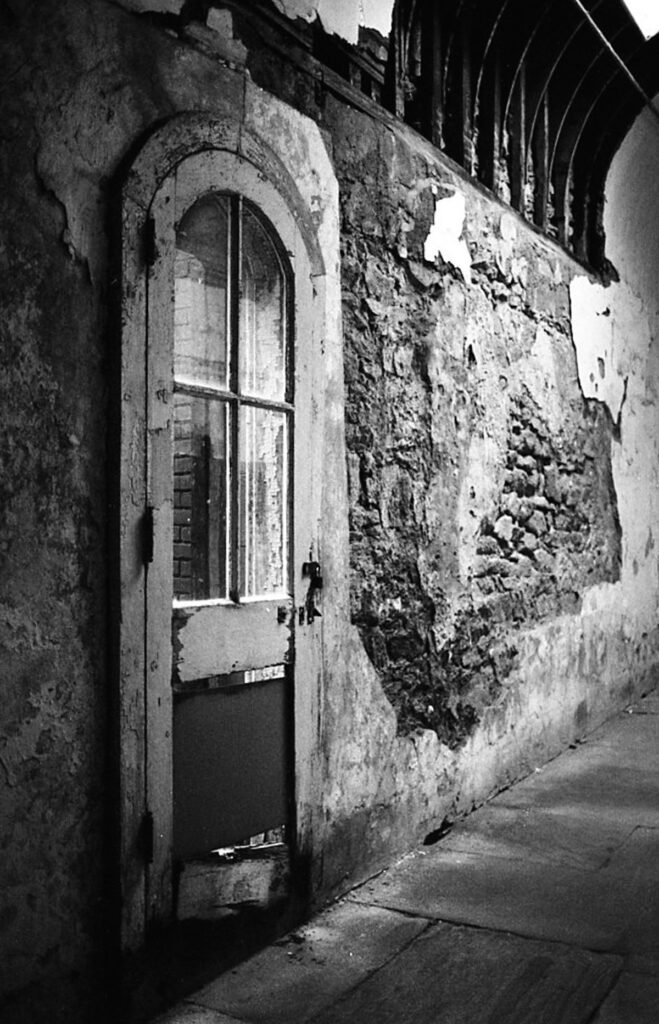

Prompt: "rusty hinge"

[144,215,157,268]
[142,506,155,565]
[139,810,154,865]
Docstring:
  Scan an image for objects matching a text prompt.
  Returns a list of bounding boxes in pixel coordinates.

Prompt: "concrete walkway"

[156,690,659,1024]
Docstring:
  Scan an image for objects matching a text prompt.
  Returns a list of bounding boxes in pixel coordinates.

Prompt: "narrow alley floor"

[156,689,659,1024]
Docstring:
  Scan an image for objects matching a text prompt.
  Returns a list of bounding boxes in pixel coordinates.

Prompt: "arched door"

[141,149,318,923]
[168,188,293,858]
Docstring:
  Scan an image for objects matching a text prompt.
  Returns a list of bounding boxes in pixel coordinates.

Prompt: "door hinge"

[144,215,157,268]
[142,506,155,565]
[139,809,154,865]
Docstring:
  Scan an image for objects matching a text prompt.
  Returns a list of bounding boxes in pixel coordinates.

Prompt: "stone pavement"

[155,690,659,1024]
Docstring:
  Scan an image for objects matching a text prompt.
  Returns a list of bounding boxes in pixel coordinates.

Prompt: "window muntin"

[172,193,292,604]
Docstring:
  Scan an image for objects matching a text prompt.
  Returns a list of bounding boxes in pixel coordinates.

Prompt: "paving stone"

[624,953,659,978]
[579,714,659,771]
[593,972,659,1023]
[494,761,659,829]
[191,901,429,1024]
[437,803,631,872]
[349,844,659,955]
[602,826,659,878]
[348,706,659,962]
[311,922,622,1024]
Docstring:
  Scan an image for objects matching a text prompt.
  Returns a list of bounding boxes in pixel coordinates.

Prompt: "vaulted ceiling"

[382,0,659,267]
[290,0,659,268]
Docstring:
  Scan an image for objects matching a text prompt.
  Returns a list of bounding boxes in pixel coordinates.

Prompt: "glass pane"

[240,406,288,597]
[240,205,287,401]
[173,393,230,601]
[175,194,229,389]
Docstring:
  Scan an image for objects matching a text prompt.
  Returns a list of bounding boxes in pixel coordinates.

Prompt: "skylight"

[622,0,659,39]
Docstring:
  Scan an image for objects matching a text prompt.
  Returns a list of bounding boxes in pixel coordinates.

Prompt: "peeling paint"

[424,189,472,285]
[569,276,632,422]
[273,0,394,43]
[568,109,659,635]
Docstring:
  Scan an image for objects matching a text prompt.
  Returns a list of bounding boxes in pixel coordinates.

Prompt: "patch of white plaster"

[273,0,394,44]
[571,272,659,628]
[360,0,395,37]
[569,276,627,422]
[424,188,472,286]
[272,0,317,25]
[499,211,517,243]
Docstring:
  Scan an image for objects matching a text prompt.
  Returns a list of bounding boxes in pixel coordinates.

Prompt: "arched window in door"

[172,194,293,605]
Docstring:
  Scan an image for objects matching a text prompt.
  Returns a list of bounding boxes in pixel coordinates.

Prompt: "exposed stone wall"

[334,104,621,745]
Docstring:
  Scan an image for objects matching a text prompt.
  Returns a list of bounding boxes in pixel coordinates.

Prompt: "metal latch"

[302,561,323,624]
[302,561,323,590]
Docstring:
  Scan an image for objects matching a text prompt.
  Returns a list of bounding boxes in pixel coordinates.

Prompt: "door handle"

[302,561,323,590]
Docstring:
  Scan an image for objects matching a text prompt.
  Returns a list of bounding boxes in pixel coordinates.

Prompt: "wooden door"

[170,187,294,859]
[147,154,301,878]
[120,125,330,946]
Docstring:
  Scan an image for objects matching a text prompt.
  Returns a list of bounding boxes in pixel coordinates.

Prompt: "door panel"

[173,676,288,858]
[172,600,293,680]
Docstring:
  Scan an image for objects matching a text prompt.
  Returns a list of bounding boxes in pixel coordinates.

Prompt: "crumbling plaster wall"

[272,0,394,44]
[221,5,659,890]
[311,94,659,893]
[119,0,395,44]
[245,9,659,897]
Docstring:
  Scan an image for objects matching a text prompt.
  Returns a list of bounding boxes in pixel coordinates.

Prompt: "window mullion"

[229,195,242,602]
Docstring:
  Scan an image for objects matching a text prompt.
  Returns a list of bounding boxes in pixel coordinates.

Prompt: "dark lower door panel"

[173,676,288,859]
